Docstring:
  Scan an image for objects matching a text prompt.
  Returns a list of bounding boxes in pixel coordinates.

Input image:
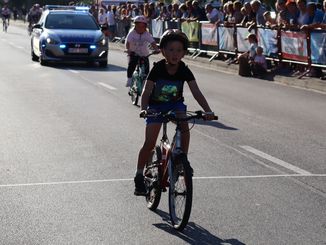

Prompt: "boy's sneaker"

[125,78,132,87]
[134,174,147,196]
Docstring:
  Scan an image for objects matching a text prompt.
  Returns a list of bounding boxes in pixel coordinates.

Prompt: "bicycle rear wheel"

[168,153,193,231]
[144,146,162,211]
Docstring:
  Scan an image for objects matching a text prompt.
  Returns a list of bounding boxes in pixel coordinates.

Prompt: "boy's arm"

[140,79,154,111]
[187,80,213,113]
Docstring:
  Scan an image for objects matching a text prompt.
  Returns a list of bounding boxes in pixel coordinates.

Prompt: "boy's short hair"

[159,29,189,51]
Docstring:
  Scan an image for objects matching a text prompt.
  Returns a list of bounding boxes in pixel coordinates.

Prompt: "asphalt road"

[0,22,325,245]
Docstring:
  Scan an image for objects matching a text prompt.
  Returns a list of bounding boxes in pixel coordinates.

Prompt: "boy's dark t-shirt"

[147,59,195,105]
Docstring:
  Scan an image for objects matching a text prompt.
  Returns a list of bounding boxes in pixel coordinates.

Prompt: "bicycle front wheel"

[168,153,193,231]
[129,77,139,106]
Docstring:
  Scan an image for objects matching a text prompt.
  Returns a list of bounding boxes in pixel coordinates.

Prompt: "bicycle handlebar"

[140,110,218,121]
[124,50,160,58]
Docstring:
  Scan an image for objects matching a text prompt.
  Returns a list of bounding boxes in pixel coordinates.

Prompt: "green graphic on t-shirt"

[157,85,178,102]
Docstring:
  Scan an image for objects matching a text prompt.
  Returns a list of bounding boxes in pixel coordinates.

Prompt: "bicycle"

[2,17,9,32]
[128,52,158,106]
[141,110,218,231]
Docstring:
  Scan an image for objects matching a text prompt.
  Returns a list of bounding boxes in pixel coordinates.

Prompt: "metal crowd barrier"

[111,19,326,75]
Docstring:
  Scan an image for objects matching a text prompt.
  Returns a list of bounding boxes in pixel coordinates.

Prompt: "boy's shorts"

[146,101,187,124]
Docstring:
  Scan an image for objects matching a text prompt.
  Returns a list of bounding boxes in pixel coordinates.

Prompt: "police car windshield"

[45,13,98,30]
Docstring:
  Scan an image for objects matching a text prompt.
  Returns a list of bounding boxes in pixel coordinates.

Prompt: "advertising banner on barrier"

[165,20,179,30]
[151,19,164,39]
[257,28,278,57]
[310,31,326,65]
[181,21,199,42]
[218,26,235,51]
[237,27,254,52]
[281,31,308,62]
[201,23,218,46]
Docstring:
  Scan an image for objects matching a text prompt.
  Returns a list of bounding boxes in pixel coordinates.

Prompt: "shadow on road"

[193,120,238,131]
[153,209,246,245]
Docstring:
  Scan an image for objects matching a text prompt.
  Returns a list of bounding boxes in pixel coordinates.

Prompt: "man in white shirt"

[106,5,116,40]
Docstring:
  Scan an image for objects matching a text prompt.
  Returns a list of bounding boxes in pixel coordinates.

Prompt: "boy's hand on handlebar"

[203,112,217,121]
[139,109,157,118]
[139,110,147,118]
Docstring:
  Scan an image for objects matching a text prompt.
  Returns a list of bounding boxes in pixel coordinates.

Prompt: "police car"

[30,5,108,67]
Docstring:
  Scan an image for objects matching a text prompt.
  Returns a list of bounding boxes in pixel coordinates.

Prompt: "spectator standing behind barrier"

[120,7,131,37]
[238,33,258,76]
[306,2,324,24]
[205,3,224,23]
[278,9,290,26]
[296,0,310,25]
[301,2,326,29]
[190,0,207,21]
[98,8,108,37]
[275,0,288,24]
[285,0,300,28]
[240,2,256,26]
[179,3,190,21]
[171,3,182,19]
[149,2,159,19]
[248,0,266,30]
[233,1,244,24]
[106,5,116,40]
[263,11,277,27]
[224,1,236,25]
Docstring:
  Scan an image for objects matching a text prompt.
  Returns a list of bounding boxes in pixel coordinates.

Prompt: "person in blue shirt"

[307,2,324,24]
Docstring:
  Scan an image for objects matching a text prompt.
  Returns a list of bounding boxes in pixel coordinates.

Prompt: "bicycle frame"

[2,18,9,32]
[129,52,156,106]
[133,57,147,94]
[159,119,183,190]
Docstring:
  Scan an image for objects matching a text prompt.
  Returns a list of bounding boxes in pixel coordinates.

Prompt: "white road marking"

[98,82,117,90]
[0,174,325,188]
[67,69,79,74]
[240,145,312,175]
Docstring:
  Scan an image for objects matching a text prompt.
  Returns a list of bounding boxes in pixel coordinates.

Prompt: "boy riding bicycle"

[125,15,159,87]
[1,5,11,31]
[134,29,216,195]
